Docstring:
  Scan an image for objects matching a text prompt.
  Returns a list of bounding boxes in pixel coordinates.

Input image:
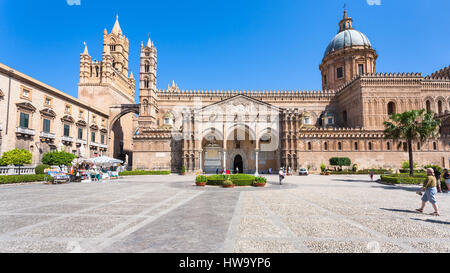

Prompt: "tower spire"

[83,42,89,55]
[147,34,152,48]
[338,5,353,32]
[112,14,122,35]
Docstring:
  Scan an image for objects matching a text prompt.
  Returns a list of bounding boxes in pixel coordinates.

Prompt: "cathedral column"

[255,149,259,176]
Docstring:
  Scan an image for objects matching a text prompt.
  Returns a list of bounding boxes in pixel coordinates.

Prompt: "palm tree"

[383,109,441,176]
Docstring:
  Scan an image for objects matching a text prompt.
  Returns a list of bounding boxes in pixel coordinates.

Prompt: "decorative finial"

[343,4,348,18]
[116,14,119,21]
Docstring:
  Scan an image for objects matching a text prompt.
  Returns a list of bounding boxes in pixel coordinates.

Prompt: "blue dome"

[324,29,372,57]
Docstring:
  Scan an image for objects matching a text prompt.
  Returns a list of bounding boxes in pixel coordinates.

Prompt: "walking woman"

[416,168,440,216]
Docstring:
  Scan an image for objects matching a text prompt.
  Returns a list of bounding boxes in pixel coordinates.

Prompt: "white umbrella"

[88,156,123,167]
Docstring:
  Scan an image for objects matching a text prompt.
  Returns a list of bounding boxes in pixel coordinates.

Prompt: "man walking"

[279,168,285,185]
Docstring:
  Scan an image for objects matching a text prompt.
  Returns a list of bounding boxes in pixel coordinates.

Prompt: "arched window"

[417,142,421,150]
[433,142,437,150]
[438,100,443,114]
[144,78,149,88]
[338,142,342,150]
[307,142,312,151]
[426,100,431,112]
[324,142,328,151]
[387,102,396,115]
[387,142,391,150]
[142,99,149,115]
[342,111,348,124]
[145,62,150,73]
[354,142,358,151]
[368,142,372,151]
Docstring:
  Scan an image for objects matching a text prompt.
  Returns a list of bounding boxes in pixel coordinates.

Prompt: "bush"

[380,174,426,185]
[401,161,418,170]
[42,151,75,167]
[181,165,186,174]
[196,175,207,183]
[35,164,50,175]
[205,174,256,186]
[423,165,442,173]
[223,180,234,186]
[329,157,351,168]
[352,164,358,172]
[119,170,171,176]
[254,176,267,184]
[320,163,326,173]
[0,174,53,184]
[0,149,32,166]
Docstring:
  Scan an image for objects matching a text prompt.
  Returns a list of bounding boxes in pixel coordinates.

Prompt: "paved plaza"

[0,174,449,253]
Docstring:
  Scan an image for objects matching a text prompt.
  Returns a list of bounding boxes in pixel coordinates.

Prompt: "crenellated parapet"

[156,89,337,99]
[430,66,450,79]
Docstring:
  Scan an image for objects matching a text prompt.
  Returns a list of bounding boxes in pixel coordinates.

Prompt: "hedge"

[119,170,171,176]
[35,164,50,175]
[329,157,351,167]
[330,169,392,175]
[380,174,426,185]
[0,174,53,184]
[205,174,257,186]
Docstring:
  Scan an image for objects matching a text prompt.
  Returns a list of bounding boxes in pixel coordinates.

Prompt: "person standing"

[279,168,285,185]
[443,169,450,193]
[433,167,442,193]
[416,168,440,216]
[370,170,374,181]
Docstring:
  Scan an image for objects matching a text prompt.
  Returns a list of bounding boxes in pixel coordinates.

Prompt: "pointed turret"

[147,35,152,48]
[130,71,134,79]
[111,14,122,35]
[82,42,89,55]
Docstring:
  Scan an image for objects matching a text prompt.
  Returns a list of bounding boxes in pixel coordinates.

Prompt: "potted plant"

[195,175,207,187]
[222,179,235,188]
[181,165,186,175]
[320,163,326,175]
[253,176,267,187]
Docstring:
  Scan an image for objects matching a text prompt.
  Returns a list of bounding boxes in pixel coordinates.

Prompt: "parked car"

[299,168,309,176]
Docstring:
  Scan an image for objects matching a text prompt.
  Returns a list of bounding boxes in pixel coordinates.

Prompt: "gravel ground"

[0,174,449,253]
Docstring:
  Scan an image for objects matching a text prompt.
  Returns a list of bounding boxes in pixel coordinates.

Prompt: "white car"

[299,168,309,176]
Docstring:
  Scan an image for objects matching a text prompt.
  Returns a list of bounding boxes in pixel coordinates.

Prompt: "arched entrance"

[233,155,243,174]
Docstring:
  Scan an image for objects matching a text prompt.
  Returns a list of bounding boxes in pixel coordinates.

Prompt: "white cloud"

[66,0,81,6]
[366,0,382,5]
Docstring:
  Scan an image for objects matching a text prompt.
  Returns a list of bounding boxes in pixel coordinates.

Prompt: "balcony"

[16,127,35,137]
[99,144,108,150]
[61,136,74,143]
[40,131,56,139]
[76,139,87,145]
[90,142,99,147]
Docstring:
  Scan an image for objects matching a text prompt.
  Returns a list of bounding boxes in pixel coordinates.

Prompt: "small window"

[79,110,84,118]
[78,128,83,140]
[21,87,32,100]
[324,142,328,151]
[388,102,396,115]
[307,142,312,151]
[65,104,71,114]
[91,132,96,142]
[387,142,391,150]
[304,117,311,125]
[101,134,105,144]
[164,118,170,124]
[433,142,437,150]
[44,97,52,107]
[19,112,30,128]
[328,118,333,124]
[417,142,421,150]
[336,67,344,79]
[92,115,97,123]
[368,142,372,151]
[63,124,70,137]
[43,119,51,133]
[338,142,342,150]
[354,142,358,151]
[426,100,431,112]
[358,64,364,75]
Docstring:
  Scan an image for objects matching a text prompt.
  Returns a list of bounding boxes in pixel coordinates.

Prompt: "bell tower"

[139,36,158,128]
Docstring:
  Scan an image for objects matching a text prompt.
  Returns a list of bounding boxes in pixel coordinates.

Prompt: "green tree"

[41,151,75,167]
[329,157,351,170]
[0,149,32,175]
[384,109,441,176]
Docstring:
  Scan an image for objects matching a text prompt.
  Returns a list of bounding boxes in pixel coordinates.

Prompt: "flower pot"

[253,183,266,187]
[196,182,206,187]
[223,185,235,188]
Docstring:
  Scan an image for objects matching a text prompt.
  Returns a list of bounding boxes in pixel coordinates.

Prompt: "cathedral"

[2,11,448,173]
[129,10,450,173]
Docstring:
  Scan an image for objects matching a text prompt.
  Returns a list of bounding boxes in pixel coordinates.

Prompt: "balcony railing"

[90,142,99,147]
[61,136,74,142]
[99,144,108,149]
[76,139,87,145]
[16,127,35,136]
[40,131,56,139]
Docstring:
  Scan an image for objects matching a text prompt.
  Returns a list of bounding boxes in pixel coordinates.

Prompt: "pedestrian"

[279,168,285,185]
[433,167,442,193]
[269,168,272,175]
[416,168,440,216]
[443,169,450,193]
[235,167,239,174]
[216,168,219,175]
[369,170,374,181]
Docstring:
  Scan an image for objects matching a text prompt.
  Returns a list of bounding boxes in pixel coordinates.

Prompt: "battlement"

[156,88,337,98]
[430,65,450,79]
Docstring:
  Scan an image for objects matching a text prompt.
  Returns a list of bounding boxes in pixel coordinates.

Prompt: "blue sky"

[0,0,449,102]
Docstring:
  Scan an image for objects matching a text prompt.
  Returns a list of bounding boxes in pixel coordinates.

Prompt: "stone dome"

[324,29,372,58]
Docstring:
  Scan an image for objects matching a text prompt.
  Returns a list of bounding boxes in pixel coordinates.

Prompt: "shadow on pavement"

[380,208,419,214]
[410,218,450,225]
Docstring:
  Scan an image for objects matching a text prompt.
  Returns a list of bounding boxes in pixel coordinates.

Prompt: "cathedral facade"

[133,11,450,173]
